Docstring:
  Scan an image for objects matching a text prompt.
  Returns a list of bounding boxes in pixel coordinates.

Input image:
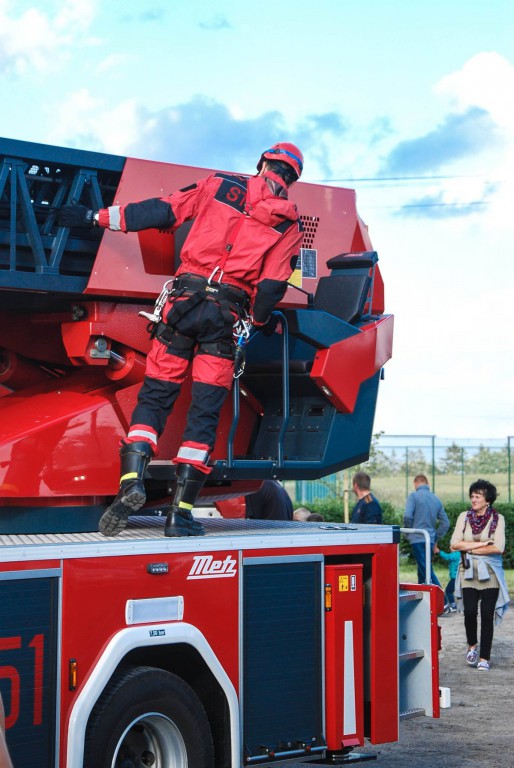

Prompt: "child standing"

[434,545,461,612]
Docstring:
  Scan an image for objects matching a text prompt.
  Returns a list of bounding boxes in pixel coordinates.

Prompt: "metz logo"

[187,554,237,580]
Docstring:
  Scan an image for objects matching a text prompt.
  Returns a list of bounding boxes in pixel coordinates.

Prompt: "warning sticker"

[339,575,349,592]
[339,574,358,592]
[289,258,302,288]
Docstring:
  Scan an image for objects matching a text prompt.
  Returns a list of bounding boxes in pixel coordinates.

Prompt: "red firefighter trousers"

[127,295,236,471]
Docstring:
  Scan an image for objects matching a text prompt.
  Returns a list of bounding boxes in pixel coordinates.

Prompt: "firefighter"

[58,143,304,538]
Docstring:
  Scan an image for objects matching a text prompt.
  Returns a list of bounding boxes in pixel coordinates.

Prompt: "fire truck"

[0,137,442,767]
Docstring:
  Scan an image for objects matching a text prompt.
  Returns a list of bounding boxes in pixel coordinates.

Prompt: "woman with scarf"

[450,479,510,671]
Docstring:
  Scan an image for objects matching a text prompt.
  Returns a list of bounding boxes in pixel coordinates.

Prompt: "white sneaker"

[477,660,490,671]
[466,647,478,666]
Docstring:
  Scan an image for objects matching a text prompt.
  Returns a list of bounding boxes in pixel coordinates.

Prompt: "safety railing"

[399,528,433,585]
[227,311,290,471]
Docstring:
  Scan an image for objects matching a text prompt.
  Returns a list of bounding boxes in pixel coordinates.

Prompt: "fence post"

[405,446,409,500]
[461,446,465,502]
[509,436,512,504]
[431,435,435,491]
[343,471,350,523]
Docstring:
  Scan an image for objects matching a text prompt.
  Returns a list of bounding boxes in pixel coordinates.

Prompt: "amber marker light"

[69,658,78,691]
[325,583,332,611]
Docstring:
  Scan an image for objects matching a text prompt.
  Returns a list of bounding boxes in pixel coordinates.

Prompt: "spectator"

[306,512,325,522]
[245,480,293,520]
[351,472,383,524]
[403,474,449,586]
[293,507,312,521]
[450,479,510,671]
[433,544,461,612]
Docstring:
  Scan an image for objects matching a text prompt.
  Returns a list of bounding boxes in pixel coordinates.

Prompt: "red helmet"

[257,142,303,180]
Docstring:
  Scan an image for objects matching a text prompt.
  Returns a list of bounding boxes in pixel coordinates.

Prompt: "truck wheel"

[83,665,215,768]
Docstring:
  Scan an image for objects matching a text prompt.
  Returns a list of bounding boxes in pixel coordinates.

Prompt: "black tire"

[83,666,215,768]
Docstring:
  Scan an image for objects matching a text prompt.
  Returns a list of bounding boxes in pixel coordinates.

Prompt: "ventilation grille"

[300,215,319,248]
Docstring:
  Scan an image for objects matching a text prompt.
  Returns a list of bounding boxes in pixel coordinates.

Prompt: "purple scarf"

[465,505,499,536]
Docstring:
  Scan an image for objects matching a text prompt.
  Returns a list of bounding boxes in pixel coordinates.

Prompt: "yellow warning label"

[288,268,302,288]
[339,575,349,592]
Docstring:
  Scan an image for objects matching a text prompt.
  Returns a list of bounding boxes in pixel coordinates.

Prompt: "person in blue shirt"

[351,472,383,524]
[245,480,293,520]
[434,544,461,612]
[403,474,450,586]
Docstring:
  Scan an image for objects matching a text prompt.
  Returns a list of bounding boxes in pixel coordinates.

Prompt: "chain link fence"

[294,434,514,509]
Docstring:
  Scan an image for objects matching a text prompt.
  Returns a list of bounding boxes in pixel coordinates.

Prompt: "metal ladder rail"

[0,150,118,282]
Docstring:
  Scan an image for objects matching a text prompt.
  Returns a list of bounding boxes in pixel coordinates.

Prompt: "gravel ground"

[362,604,514,768]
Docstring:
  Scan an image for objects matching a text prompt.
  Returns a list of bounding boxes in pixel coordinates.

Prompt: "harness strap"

[152,274,250,352]
[154,322,196,350]
[172,274,250,312]
[199,340,235,359]
[165,290,206,327]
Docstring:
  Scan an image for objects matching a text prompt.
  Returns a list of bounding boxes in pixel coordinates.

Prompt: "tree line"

[364,437,511,477]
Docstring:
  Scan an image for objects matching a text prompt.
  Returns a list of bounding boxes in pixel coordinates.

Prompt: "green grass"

[399,562,514,591]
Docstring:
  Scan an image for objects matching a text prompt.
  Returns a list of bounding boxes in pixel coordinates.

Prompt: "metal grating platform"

[0,517,360,547]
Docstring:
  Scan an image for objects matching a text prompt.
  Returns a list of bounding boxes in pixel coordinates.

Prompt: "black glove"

[257,315,279,336]
[57,205,96,228]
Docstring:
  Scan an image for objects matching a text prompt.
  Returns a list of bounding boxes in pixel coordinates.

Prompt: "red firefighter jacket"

[98,171,304,323]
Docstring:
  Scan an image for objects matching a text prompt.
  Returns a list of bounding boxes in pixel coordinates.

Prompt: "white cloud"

[436,52,514,128]
[54,0,96,32]
[434,52,514,229]
[44,91,344,178]
[96,53,134,74]
[368,185,514,440]
[46,90,144,154]
[0,0,96,75]
[353,53,514,225]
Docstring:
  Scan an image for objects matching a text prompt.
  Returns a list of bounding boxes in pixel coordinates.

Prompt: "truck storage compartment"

[242,556,325,764]
[0,569,59,767]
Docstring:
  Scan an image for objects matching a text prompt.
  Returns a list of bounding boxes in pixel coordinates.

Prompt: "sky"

[1,0,513,440]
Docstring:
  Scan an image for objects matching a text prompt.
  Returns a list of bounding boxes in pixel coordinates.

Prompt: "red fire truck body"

[0,138,393,531]
[0,521,443,768]
[0,138,442,767]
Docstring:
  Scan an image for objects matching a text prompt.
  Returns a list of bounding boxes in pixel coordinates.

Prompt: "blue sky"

[1,0,513,439]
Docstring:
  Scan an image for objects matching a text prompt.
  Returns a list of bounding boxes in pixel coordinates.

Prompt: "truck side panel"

[59,550,240,765]
[0,567,60,767]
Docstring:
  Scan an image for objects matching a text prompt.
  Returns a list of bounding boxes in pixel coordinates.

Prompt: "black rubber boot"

[99,442,153,536]
[164,463,206,537]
